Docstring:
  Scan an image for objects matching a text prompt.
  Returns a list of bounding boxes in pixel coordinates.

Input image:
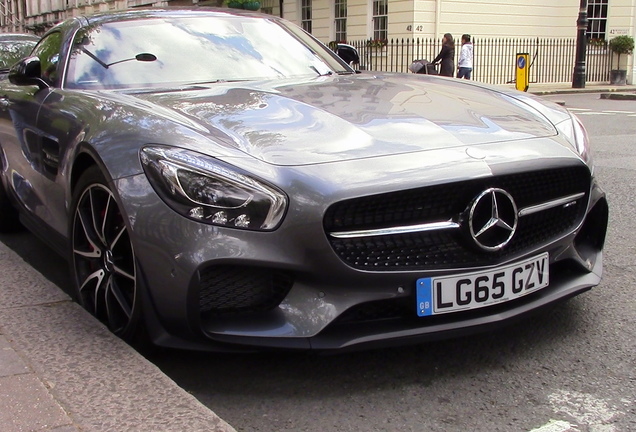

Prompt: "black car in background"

[0,33,39,71]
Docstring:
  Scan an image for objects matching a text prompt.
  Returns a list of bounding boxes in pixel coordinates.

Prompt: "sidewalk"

[524,81,636,98]
[0,240,236,432]
[0,79,634,432]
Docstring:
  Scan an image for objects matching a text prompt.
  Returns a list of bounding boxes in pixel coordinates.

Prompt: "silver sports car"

[0,8,608,351]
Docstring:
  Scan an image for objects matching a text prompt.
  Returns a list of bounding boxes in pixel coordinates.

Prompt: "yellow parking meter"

[515,53,529,92]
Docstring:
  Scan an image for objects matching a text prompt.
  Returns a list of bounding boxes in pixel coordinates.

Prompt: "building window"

[301,0,312,34]
[587,0,608,41]
[260,0,273,15]
[372,0,388,41]
[335,0,347,42]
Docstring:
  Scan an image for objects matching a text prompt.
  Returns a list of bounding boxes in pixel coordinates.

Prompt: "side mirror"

[8,56,49,89]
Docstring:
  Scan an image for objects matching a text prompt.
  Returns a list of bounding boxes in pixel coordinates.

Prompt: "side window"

[30,32,63,87]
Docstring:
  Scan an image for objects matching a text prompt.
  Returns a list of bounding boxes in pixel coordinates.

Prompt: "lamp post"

[572,0,588,88]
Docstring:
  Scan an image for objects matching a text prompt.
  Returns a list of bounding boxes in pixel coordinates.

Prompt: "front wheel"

[70,166,141,341]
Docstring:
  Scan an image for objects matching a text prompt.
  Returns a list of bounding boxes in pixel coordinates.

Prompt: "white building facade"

[282,0,636,83]
[1,0,635,83]
[281,0,635,41]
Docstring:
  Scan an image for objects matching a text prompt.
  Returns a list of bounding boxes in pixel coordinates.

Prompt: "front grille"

[324,166,591,271]
[198,266,293,317]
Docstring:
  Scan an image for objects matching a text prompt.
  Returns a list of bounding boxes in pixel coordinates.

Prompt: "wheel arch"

[70,152,98,194]
[68,144,116,196]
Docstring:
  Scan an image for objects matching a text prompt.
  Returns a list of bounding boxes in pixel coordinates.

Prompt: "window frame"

[301,0,312,34]
[371,0,388,42]
[334,0,347,43]
[586,0,608,41]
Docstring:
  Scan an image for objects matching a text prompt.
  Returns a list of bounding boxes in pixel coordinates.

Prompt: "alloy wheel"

[71,181,137,336]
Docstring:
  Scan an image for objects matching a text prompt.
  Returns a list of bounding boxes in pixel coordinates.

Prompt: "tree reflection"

[0,38,38,69]
[65,14,339,90]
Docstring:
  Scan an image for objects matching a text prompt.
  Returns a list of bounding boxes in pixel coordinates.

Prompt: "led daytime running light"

[141,146,287,230]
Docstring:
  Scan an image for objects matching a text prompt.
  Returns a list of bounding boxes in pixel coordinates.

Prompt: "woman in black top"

[433,33,455,77]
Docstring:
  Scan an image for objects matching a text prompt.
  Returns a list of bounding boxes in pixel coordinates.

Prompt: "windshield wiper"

[81,48,157,69]
[81,47,108,68]
[310,65,333,77]
[108,53,157,67]
[184,79,250,86]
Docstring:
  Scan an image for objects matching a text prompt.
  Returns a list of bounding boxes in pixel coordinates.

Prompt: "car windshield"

[0,39,37,69]
[66,15,351,90]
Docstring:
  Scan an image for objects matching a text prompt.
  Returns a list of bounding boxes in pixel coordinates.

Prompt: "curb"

[600,92,636,100]
[0,241,236,432]
[529,85,636,96]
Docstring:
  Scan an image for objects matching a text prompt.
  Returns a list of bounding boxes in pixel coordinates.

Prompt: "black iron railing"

[344,38,612,85]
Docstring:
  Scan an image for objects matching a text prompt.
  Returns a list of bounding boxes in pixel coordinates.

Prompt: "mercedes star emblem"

[468,188,518,251]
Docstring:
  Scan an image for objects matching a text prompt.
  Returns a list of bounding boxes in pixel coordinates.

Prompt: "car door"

[0,31,66,232]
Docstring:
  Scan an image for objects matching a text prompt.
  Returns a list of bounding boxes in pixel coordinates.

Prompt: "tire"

[70,166,142,341]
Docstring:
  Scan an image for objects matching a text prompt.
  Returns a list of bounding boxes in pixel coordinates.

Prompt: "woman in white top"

[457,34,473,79]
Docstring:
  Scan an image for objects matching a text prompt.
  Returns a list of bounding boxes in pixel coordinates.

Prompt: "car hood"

[129,74,562,166]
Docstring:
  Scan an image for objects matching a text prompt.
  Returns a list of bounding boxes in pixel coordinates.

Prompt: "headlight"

[556,113,593,167]
[140,146,287,230]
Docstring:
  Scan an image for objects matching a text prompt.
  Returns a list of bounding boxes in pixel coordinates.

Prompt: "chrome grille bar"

[328,192,585,239]
[517,192,585,217]
[329,220,459,239]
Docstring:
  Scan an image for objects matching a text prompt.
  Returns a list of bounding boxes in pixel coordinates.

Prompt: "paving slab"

[0,335,30,377]
[0,373,77,432]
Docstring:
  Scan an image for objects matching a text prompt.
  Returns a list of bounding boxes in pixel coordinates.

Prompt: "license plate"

[416,252,549,317]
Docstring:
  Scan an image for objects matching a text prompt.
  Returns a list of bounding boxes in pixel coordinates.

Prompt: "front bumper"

[115,145,608,352]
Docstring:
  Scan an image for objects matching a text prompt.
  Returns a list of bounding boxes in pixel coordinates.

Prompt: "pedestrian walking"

[457,34,473,79]
[433,33,455,77]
